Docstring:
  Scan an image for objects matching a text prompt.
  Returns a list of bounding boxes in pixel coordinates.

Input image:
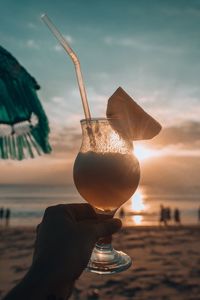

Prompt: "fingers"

[63,203,97,220]
[94,218,122,238]
[43,203,97,221]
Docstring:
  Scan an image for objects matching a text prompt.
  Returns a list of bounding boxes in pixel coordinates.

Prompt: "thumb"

[94,218,122,238]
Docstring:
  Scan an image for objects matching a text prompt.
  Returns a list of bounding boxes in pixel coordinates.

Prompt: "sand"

[0,225,200,300]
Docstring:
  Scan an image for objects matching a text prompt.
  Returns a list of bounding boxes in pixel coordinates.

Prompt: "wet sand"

[0,225,200,300]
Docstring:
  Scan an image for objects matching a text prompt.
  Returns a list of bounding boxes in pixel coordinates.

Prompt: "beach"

[0,225,200,300]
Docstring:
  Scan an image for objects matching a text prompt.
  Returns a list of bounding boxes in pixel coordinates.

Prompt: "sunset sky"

[0,0,200,192]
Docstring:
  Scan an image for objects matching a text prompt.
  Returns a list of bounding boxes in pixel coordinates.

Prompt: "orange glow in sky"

[134,145,160,161]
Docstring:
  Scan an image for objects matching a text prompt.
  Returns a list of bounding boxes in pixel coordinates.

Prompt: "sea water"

[0,184,199,226]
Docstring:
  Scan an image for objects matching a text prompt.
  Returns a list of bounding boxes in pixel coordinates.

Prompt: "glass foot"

[86,243,132,274]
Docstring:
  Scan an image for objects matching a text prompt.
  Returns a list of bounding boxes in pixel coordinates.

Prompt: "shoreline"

[1,223,199,230]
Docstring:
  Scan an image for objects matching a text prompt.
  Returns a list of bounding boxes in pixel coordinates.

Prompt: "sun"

[134,145,159,161]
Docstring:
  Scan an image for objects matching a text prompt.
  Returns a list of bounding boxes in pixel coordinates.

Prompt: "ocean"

[0,184,199,227]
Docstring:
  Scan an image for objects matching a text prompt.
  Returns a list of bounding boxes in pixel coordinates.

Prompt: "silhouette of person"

[166,207,171,224]
[5,208,11,227]
[174,208,181,225]
[0,207,4,225]
[159,204,167,226]
[119,207,125,219]
[3,204,121,300]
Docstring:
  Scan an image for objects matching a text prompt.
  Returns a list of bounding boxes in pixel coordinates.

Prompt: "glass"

[73,118,140,274]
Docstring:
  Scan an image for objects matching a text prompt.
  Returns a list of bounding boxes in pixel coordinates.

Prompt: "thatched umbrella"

[0,45,51,160]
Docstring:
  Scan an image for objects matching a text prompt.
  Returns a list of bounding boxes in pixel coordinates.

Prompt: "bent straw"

[41,14,91,120]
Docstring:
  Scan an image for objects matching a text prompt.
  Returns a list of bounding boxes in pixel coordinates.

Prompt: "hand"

[4,204,122,300]
[33,204,122,297]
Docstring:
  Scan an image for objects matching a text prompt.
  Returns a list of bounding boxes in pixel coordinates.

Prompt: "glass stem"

[94,209,116,250]
[97,235,112,246]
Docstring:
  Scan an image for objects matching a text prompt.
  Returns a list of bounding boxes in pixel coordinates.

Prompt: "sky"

[0,0,200,192]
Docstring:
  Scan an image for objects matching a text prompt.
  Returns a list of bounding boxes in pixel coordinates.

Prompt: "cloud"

[1,144,199,191]
[51,96,65,104]
[47,119,200,165]
[63,35,74,44]
[103,35,185,54]
[87,86,107,103]
[1,120,199,188]
[140,155,200,192]
[49,126,81,155]
[26,39,40,49]
[44,86,108,129]
[42,88,83,127]
[54,45,63,52]
[152,121,200,150]
[0,156,74,185]
[27,22,37,29]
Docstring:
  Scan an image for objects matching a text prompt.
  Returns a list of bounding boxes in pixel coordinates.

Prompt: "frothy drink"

[73,151,140,212]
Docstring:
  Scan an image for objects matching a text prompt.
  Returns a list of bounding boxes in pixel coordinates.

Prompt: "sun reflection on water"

[131,190,148,213]
[120,189,151,226]
[132,215,143,225]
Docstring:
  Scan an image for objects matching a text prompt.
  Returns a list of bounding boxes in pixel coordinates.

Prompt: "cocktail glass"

[73,118,140,274]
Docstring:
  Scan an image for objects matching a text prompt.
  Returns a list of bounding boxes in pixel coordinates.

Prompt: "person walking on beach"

[5,208,11,227]
[166,207,171,225]
[174,208,181,225]
[0,207,4,225]
[159,204,167,226]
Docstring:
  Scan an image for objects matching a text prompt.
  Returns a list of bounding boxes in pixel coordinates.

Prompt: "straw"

[41,14,91,120]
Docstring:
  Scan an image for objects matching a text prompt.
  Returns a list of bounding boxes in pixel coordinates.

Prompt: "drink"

[73,118,140,273]
[73,151,140,212]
